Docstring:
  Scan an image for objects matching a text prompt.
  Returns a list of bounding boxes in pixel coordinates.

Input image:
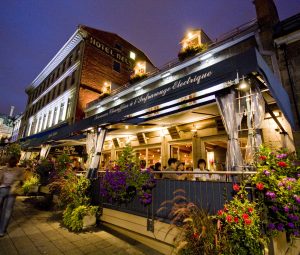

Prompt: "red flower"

[234,217,239,223]
[233,184,240,192]
[193,232,199,239]
[242,213,249,220]
[224,206,228,212]
[226,215,233,223]
[244,219,252,225]
[277,161,287,167]
[259,155,267,161]
[248,207,254,213]
[256,182,264,191]
[217,210,223,216]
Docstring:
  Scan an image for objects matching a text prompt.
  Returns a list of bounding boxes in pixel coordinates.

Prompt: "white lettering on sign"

[89,37,132,66]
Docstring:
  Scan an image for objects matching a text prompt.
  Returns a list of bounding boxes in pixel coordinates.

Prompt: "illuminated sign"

[89,36,133,67]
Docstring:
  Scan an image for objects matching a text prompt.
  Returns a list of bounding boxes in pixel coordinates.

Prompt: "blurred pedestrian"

[0,156,24,237]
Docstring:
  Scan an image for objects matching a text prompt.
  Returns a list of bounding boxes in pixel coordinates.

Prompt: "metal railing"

[90,171,257,225]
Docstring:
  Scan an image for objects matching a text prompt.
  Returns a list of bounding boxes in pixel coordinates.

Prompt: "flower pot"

[83,213,96,229]
[52,194,61,204]
[29,185,39,194]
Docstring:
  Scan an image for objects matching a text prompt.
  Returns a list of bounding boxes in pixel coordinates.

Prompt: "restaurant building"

[20,0,298,170]
[19,25,155,158]
[17,0,300,253]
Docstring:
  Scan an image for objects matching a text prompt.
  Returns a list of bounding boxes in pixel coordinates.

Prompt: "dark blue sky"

[0,0,299,116]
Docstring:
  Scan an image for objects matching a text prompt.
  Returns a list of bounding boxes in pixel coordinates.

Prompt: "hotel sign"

[89,36,132,66]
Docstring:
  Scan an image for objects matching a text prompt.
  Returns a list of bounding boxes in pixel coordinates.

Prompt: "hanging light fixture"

[238,78,250,91]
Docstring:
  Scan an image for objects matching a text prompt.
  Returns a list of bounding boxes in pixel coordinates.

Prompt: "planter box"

[83,214,96,229]
[29,185,39,193]
[272,232,300,255]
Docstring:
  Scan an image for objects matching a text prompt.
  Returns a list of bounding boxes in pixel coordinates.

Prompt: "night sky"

[0,0,299,116]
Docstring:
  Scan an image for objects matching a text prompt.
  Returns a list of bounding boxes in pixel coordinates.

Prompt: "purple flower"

[284,205,290,213]
[276,154,287,159]
[287,222,295,228]
[268,223,276,230]
[294,231,299,237]
[266,191,276,200]
[287,185,292,190]
[263,170,270,176]
[278,182,284,187]
[293,195,300,204]
[288,214,299,221]
[277,223,284,231]
[297,173,300,178]
[271,206,279,212]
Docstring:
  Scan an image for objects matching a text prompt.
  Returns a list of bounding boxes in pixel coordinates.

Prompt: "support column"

[192,133,202,169]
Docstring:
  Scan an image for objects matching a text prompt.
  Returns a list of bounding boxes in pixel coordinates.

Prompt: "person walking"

[0,156,24,237]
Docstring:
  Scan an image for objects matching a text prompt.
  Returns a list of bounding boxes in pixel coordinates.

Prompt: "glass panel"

[147,147,161,166]
[100,152,111,170]
[170,143,193,165]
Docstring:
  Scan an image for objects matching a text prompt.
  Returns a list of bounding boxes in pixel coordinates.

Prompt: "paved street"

[0,197,162,255]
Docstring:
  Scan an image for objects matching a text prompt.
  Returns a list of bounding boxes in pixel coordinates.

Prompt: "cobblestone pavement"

[0,197,162,255]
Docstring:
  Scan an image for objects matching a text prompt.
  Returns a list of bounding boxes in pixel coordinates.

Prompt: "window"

[53,107,58,125]
[58,103,65,122]
[42,114,47,130]
[47,111,52,128]
[115,43,122,50]
[113,61,121,73]
[66,98,72,119]
[129,51,136,60]
[71,72,76,84]
[38,116,42,132]
[63,79,67,92]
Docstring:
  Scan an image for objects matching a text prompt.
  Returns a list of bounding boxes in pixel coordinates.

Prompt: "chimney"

[253,0,279,50]
[9,106,15,117]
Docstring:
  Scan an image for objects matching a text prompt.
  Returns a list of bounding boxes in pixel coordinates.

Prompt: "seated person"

[163,158,178,180]
[193,159,209,181]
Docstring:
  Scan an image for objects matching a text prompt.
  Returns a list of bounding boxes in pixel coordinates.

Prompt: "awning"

[255,50,295,129]
[20,47,295,149]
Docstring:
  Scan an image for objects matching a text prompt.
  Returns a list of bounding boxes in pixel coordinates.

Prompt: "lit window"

[130,51,136,60]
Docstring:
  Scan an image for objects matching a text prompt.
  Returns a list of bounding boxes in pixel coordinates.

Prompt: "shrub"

[178,44,208,61]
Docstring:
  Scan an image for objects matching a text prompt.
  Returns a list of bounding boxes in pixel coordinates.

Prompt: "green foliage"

[61,176,99,232]
[22,175,39,194]
[100,144,155,205]
[7,143,21,158]
[215,188,268,255]
[63,204,98,232]
[178,44,208,61]
[250,145,300,237]
[56,153,72,175]
[36,159,54,185]
[129,73,148,84]
[165,191,218,255]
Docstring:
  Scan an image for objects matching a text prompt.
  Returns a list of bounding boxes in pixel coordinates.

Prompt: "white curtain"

[90,129,107,169]
[245,88,265,163]
[216,89,243,171]
[85,132,97,170]
[40,144,51,159]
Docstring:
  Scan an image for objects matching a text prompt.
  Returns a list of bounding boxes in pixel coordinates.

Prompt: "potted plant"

[178,44,208,62]
[62,176,98,232]
[251,146,300,238]
[129,73,148,84]
[36,159,55,185]
[22,174,40,194]
[100,144,156,205]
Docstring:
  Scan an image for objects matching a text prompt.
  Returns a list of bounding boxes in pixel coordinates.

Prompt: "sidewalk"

[0,197,162,255]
